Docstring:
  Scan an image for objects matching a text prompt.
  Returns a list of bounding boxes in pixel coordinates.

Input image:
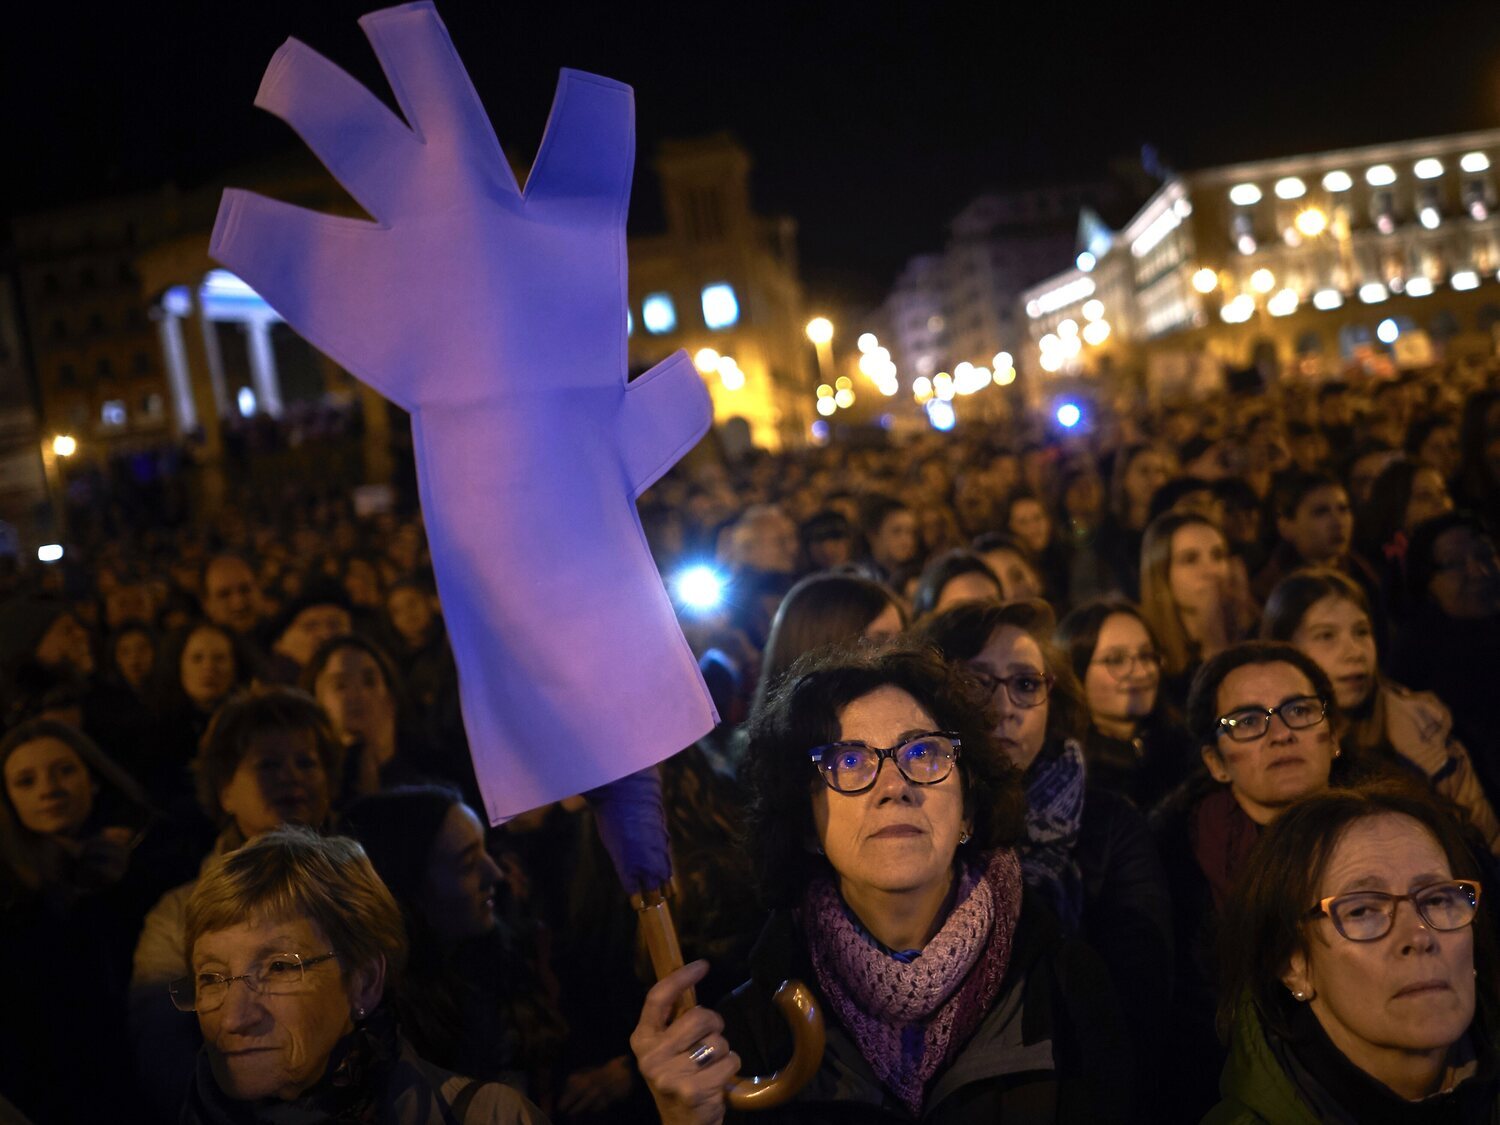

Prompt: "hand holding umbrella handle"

[631,887,826,1110]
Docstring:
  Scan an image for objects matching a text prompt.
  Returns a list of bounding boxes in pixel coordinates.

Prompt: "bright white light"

[1250,268,1276,293]
[1377,318,1400,344]
[1058,318,1079,338]
[816,397,837,416]
[1295,208,1328,237]
[643,293,677,334]
[50,434,76,457]
[1081,299,1104,322]
[1061,336,1082,358]
[834,388,855,408]
[162,285,191,317]
[1452,270,1481,291]
[877,379,898,396]
[700,283,739,329]
[1082,319,1111,345]
[1229,183,1263,206]
[1056,402,1082,428]
[805,317,834,345]
[926,399,957,432]
[933,379,955,402]
[1030,276,1095,316]
[1040,333,1060,351]
[954,361,974,377]
[37,544,63,563]
[1237,234,1258,256]
[1414,158,1444,180]
[1268,289,1299,317]
[1131,207,1181,257]
[1039,352,1063,372]
[1076,251,1096,272]
[673,565,726,612]
[237,387,257,417]
[1192,268,1218,294]
[1220,295,1256,323]
[1406,277,1434,297]
[1461,152,1491,173]
[996,365,1017,386]
[1274,176,1307,200]
[1366,164,1397,187]
[912,376,933,398]
[693,347,721,373]
[992,351,1012,370]
[1313,288,1344,310]
[717,357,744,390]
[1322,170,1353,192]
[1359,282,1390,303]
[857,332,878,354]
[1420,207,1441,230]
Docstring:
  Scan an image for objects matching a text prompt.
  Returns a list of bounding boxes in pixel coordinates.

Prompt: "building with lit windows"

[1021,128,1500,397]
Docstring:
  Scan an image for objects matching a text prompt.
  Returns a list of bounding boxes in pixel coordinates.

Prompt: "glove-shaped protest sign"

[211,0,719,825]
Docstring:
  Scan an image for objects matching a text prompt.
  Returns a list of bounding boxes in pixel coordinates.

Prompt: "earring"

[958,831,971,845]
[354,1006,367,1020]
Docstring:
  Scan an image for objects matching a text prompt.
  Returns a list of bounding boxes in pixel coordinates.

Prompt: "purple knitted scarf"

[800,849,1022,1116]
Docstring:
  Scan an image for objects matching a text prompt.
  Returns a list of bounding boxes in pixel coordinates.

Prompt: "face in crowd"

[218,730,332,839]
[420,803,503,941]
[1290,596,1376,712]
[3,736,95,837]
[1083,613,1161,734]
[869,509,920,573]
[204,557,261,635]
[970,624,1049,772]
[275,605,354,670]
[1202,659,1337,824]
[1168,522,1232,619]
[182,626,237,711]
[313,647,395,747]
[1427,525,1500,621]
[1278,485,1353,566]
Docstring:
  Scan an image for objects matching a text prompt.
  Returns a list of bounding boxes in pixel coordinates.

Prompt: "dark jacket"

[1204,1000,1500,1124]
[718,888,1133,1123]
[1080,716,1200,811]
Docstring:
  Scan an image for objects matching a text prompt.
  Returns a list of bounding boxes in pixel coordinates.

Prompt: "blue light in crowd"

[642,293,677,334]
[627,309,633,337]
[1056,401,1082,429]
[701,283,739,329]
[237,387,258,417]
[879,414,895,430]
[926,399,956,431]
[162,285,191,317]
[673,565,726,613]
[810,419,830,441]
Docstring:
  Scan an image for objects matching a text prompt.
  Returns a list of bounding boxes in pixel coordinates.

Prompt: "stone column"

[244,315,284,418]
[153,308,198,435]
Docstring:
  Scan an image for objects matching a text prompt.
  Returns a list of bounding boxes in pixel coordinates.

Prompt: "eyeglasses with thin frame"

[809,732,962,795]
[169,950,339,1013]
[1090,648,1162,681]
[1306,880,1482,942]
[1215,694,1327,742]
[969,668,1054,709]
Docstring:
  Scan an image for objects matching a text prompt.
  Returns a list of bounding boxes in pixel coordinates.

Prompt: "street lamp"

[805,316,835,398]
[51,434,77,457]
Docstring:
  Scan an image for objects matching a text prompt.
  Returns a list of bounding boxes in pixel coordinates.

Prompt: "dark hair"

[1217,781,1498,1043]
[1270,470,1343,523]
[1261,568,1371,644]
[1354,457,1420,559]
[300,633,406,713]
[194,686,344,824]
[151,620,252,714]
[1186,641,1339,745]
[752,573,906,716]
[1457,389,1500,499]
[1406,414,1456,462]
[743,642,1025,908]
[910,550,1001,619]
[1055,599,1162,687]
[1148,476,1216,523]
[914,598,1091,745]
[858,493,911,539]
[342,784,463,920]
[1405,511,1494,607]
[1213,476,1261,513]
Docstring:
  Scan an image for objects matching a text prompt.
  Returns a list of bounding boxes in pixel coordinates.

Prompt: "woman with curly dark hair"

[631,642,1132,1122]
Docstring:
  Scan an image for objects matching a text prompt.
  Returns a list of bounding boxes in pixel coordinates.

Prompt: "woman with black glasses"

[630,642,1133,1122]
[917,599,1174,1121]
[1209,782,1498,1121]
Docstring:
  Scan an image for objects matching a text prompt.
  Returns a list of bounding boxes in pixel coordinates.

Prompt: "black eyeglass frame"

[1214,694,1328,742]
[808,731,963,795]
[968,668,1055,709]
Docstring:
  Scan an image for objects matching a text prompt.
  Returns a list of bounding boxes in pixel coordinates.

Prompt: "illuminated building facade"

[1022,128,1500,397]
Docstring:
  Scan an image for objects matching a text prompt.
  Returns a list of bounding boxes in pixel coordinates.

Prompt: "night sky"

[6,2,1500,308]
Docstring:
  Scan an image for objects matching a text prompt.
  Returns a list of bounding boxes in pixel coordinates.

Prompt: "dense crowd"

[4,363,1500,1123]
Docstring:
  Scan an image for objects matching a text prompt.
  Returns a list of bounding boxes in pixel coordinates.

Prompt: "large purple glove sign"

[211,1,718,827]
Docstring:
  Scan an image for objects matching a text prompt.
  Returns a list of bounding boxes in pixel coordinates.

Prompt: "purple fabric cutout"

[209,2,718,831]
[586,767,671,894]
[800,849,1022,1116]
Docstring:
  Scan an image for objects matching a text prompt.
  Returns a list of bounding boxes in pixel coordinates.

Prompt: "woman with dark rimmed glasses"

[629,641,1135,1122]
[1209,782,1499,1121]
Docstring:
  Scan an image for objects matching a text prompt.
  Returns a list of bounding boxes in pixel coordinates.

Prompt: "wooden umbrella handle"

[632,888,826,1110]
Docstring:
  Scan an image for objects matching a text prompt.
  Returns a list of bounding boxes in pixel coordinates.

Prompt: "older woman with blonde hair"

[175,824,545,1122]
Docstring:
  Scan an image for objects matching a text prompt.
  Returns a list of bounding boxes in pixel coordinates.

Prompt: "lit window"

[1414,158,1444,180]
[700,283,739,330]
[101,399,127,427]
[1273,177,1306,200]
[1313,289,1344,310]
[237,387,257,417]
[1366,164,1397,187]
[1461,152,1491,174]
[642,293,677,335]
[1359,282,1389,303]
[1322,170,1353,192]
[1229,183,1262,206]
[1452,270,1480,291]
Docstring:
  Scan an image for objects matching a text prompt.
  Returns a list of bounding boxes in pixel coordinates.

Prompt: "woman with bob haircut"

[632,642,1132,1122]
[1055,599,1199,811]
[176,824,545,1122]
[1263,567,1500,852]
[1139,511,1256,712]
[1207,782,1499,1121]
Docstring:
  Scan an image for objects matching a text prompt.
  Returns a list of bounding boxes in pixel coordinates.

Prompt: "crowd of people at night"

[4,359,1500,1123]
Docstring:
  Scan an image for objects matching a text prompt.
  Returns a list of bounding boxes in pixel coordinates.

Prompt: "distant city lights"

[642,293,677,334]
[1295,207,1328,237]
[857,332,878,353]
[1461,152,1491,173]
[1313,289,1345,310]
[1365,164,1397,186]
[804,317,834,345]
[1358,282,1390,303]
[1267,289,1299,317]
[1273,176,1306,200]
[1322,170,1353,192]
[1229,183,1262,206]
[1377,318,1401,344]
[700,283,740,329]
[1406,277,1435,297]
[1413,158,1444,180]
[1250,268,1276,293]
[693,348,721,373]
[50,434,76,457]
[1055,402,1082,429]
[926,399,956,431]
[1076,251,1097,272]
[1452,270,1481,291]
[37,544,63,563]
[1192,268,1219,294]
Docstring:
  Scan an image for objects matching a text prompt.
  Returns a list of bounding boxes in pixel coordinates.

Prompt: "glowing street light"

[805,317,834,345]
[1250,268,1276,294]
[51,434,77,457]
[856,332,878,354]
[1295,208,1328,237]
[692,348,721,374]
[1192,268,1218,294]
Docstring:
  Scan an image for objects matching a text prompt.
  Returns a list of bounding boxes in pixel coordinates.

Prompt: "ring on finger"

[689,1041,717,1068]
